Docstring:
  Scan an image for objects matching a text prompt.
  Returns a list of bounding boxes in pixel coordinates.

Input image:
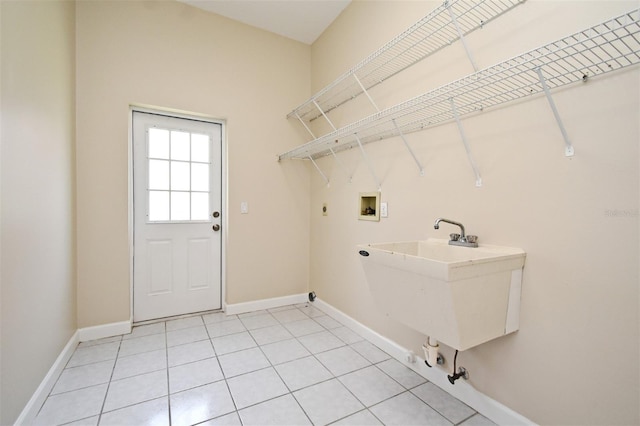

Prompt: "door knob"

[212,224,220,231]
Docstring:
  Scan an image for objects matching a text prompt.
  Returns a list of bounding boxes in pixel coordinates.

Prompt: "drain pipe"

[422,337,441,367]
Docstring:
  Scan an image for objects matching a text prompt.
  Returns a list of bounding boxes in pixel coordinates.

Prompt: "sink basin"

[358,239,526,351]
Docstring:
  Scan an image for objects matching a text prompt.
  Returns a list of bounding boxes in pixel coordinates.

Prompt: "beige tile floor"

[33,303,495,426]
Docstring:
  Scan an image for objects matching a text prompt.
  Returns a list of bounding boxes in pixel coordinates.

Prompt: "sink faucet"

[434,218,478,247]
[434,218,466,240]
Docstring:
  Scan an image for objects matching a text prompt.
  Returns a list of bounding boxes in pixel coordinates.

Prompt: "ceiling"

[178,0,351,45]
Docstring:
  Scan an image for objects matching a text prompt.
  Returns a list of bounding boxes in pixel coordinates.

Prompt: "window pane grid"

[147,126,211,222]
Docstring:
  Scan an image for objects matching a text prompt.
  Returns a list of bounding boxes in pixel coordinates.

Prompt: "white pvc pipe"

[423,337,440,367]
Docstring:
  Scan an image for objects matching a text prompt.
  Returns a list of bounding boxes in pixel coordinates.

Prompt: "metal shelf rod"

[392,119,425,176]
[330,148,352,183]
[295,111,316,140]
[314,100,337,132]
[354,74,380,113]
[309,156,330,186]
[450,98,482,187]
[446,0,479,72]
[355,134,381,190]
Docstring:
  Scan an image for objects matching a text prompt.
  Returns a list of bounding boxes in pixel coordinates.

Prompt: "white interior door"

[133,111,222,322]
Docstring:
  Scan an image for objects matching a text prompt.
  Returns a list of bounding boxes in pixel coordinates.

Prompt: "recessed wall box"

[359,192,380,222]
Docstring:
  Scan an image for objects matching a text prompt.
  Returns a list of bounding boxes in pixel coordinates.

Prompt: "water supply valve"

[447,350,470,384]
[448,367,469,384]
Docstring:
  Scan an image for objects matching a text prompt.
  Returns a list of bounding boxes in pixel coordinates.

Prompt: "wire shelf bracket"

[535,67,575,157]
[354,74,380,113]
[446,0,480,72]
[392,119,426,176]
[330,148,353,183]
[279,9,640,170]
[295,111,316,140]
[450,98,482,187]
[355,134,382,190]
[313,100,337,132]
[309,156,330,186]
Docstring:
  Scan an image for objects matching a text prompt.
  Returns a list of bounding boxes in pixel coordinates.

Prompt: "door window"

[147,128,211,222]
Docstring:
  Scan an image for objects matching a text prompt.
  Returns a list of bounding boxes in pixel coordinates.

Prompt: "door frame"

[128,104,227,323]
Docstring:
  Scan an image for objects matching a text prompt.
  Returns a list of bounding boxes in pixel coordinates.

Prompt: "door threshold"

[133,308,224,327]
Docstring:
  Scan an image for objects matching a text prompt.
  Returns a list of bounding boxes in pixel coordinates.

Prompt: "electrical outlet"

[380,202,388,218]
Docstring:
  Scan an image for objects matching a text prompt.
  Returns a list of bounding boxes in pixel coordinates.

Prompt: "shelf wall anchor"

[392,119,425,176]
[354,133,382,190]
[308,155,330,186]
[450,98,482,187]
[535,67,575,157]
[446,1,479,72]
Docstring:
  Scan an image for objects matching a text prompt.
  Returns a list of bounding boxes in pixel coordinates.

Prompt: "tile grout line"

[251,308,316,426]
[95,336,123,425]
[202,311,241,423]
[305,322,388,424]
[212,306,327,422]
[163,320,172,426]
[97,333,169,420]
[454,412,478,426]
[301,304,409,425]
[253,305,371,424]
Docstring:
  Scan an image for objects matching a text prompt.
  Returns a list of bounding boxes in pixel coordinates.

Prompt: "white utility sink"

[358,239,526,351]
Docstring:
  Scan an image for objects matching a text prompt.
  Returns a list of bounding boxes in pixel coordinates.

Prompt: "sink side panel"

[360,258,461,348]
[450,271,513,350]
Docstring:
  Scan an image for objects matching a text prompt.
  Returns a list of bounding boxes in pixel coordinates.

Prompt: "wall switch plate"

[240,201,249,214]
[380,202,388,218]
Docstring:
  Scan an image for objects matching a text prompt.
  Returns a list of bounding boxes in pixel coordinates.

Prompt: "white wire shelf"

[287,0,525,123]
[279,9,640,161]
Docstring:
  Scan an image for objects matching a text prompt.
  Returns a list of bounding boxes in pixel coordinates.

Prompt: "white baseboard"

[78,320,131,342]
[314,298,535,426]
[78,319,132,342]
[14,330,79,426]
[225,293,309,315]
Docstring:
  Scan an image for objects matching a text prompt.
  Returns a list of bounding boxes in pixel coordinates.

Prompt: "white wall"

[0,1,77,424]
[309,1,639,424]
[75,1,311,327]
